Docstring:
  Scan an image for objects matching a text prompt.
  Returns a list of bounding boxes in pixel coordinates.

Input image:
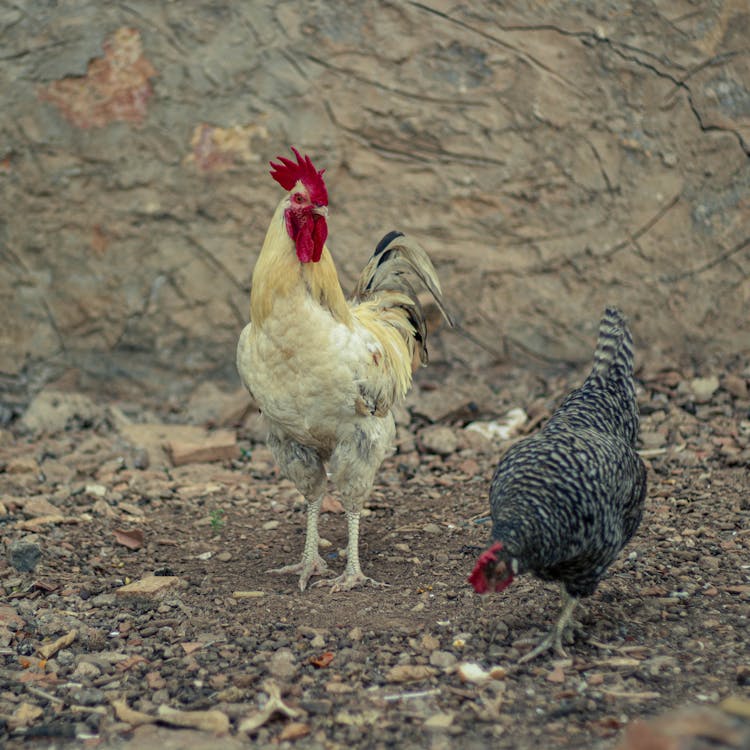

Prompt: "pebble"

[422,523,441,534]
[56,649,75,666]
[429,650,457,669]
[690,376,719,403]
[418,426,458,456]
[723,374,748,399]
[216,551,232,562]
[72,661,102,680]
[263,520,280,531]
[423,712,454,730]
[268,648,298,681]
[300,698,333,715]
[640,431,666,449]
[8,538,42,572]
[70,687,105,706]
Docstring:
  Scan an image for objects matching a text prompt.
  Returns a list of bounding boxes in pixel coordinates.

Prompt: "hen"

[237,147,453,592]
[469,307,647,662]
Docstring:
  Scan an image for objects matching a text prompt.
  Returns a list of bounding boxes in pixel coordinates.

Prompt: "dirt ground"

[1,358,749,749]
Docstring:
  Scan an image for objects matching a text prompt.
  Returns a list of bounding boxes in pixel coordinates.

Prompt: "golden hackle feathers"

[250,199,352,328]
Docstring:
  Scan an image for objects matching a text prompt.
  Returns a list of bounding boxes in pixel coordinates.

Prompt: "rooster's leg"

[312,510,387,592]
[266,494,330,591]
[518,589,579,664]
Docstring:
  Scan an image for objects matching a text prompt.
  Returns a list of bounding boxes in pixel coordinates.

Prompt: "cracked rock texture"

[1,1,748,400]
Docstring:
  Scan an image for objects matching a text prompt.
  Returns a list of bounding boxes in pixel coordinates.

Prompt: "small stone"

[418,425,458,456]
[310,634,326,649]
[9,702,43,729]
[385,664,437,683]
[300,698,332,715]
[146,671,167,689]
[723,374,748,399]
[321,495,344,514]
[6,457,39,474]
[166,429,240,466]
[690,375,719,403]
[546,665,566,683]
[263,520,280,531]
[8,538,42,572]
[133,449,150,470]
[21,390,102,434]
[70,687,105,706]
[116,576,180,599]
[429,650,457,669]
[72,661,102,680]
[278,722,311,741]
[268,648,298,681]
[56,649,75,666]
[422,523,441,534]
[639,431,666,449]
[216,551,232,562]
[423,712,454,730]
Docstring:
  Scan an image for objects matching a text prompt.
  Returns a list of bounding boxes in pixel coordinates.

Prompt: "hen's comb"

[269,147,328,206]
[468,542,503,594]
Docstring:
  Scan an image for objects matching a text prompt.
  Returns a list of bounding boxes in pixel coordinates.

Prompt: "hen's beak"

[313,205,328,217]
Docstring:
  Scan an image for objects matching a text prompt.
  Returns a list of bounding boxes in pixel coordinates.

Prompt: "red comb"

[269,147,328,206]
[468,542,504,594]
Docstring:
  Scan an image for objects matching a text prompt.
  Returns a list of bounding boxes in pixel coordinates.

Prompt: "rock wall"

[1,0,748,401]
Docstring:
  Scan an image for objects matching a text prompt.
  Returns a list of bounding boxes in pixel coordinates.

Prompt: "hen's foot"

[311,571,389,593]
[517,629,569,664]
[518,592,581,664]
[266,554,330,592]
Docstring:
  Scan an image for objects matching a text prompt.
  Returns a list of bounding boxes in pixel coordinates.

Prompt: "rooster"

[237,147,454,592]
[469,307,647,662]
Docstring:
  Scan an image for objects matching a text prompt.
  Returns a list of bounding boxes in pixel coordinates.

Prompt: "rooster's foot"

[312,571,389,593]
[266,554,330,592]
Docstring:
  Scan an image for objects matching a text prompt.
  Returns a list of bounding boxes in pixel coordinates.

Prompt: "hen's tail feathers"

[352,231,455,366]
[589,307,635,387]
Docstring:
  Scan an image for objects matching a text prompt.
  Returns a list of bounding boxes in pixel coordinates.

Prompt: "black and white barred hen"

[469,307,647,662]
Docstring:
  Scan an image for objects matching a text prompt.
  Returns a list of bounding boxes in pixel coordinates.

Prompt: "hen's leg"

[265,433,329,591]
[518,589,579,664]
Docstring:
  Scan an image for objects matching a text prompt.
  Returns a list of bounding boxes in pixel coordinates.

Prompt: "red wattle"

[312,216,327,262]
[286,210,326,264]
[295,221,314,263]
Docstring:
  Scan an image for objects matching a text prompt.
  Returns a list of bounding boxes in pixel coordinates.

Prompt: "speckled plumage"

[472,308,647,659]
[490,308,646,595]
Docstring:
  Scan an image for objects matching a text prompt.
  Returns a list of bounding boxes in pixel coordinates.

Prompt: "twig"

[383,688,441,702]
[25,685,63,704]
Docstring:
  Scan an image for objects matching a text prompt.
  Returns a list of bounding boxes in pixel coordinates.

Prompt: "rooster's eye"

[292,193,305,204]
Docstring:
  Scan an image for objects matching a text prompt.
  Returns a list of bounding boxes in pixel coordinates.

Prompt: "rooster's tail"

[352,231,454,367]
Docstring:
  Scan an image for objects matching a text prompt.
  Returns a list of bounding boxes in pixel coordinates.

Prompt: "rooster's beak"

[313,205,328,217]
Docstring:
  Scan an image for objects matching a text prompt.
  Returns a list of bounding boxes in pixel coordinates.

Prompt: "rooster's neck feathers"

[250,200,351,328]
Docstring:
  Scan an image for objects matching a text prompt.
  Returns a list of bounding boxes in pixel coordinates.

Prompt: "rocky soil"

[1,360,749,749]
